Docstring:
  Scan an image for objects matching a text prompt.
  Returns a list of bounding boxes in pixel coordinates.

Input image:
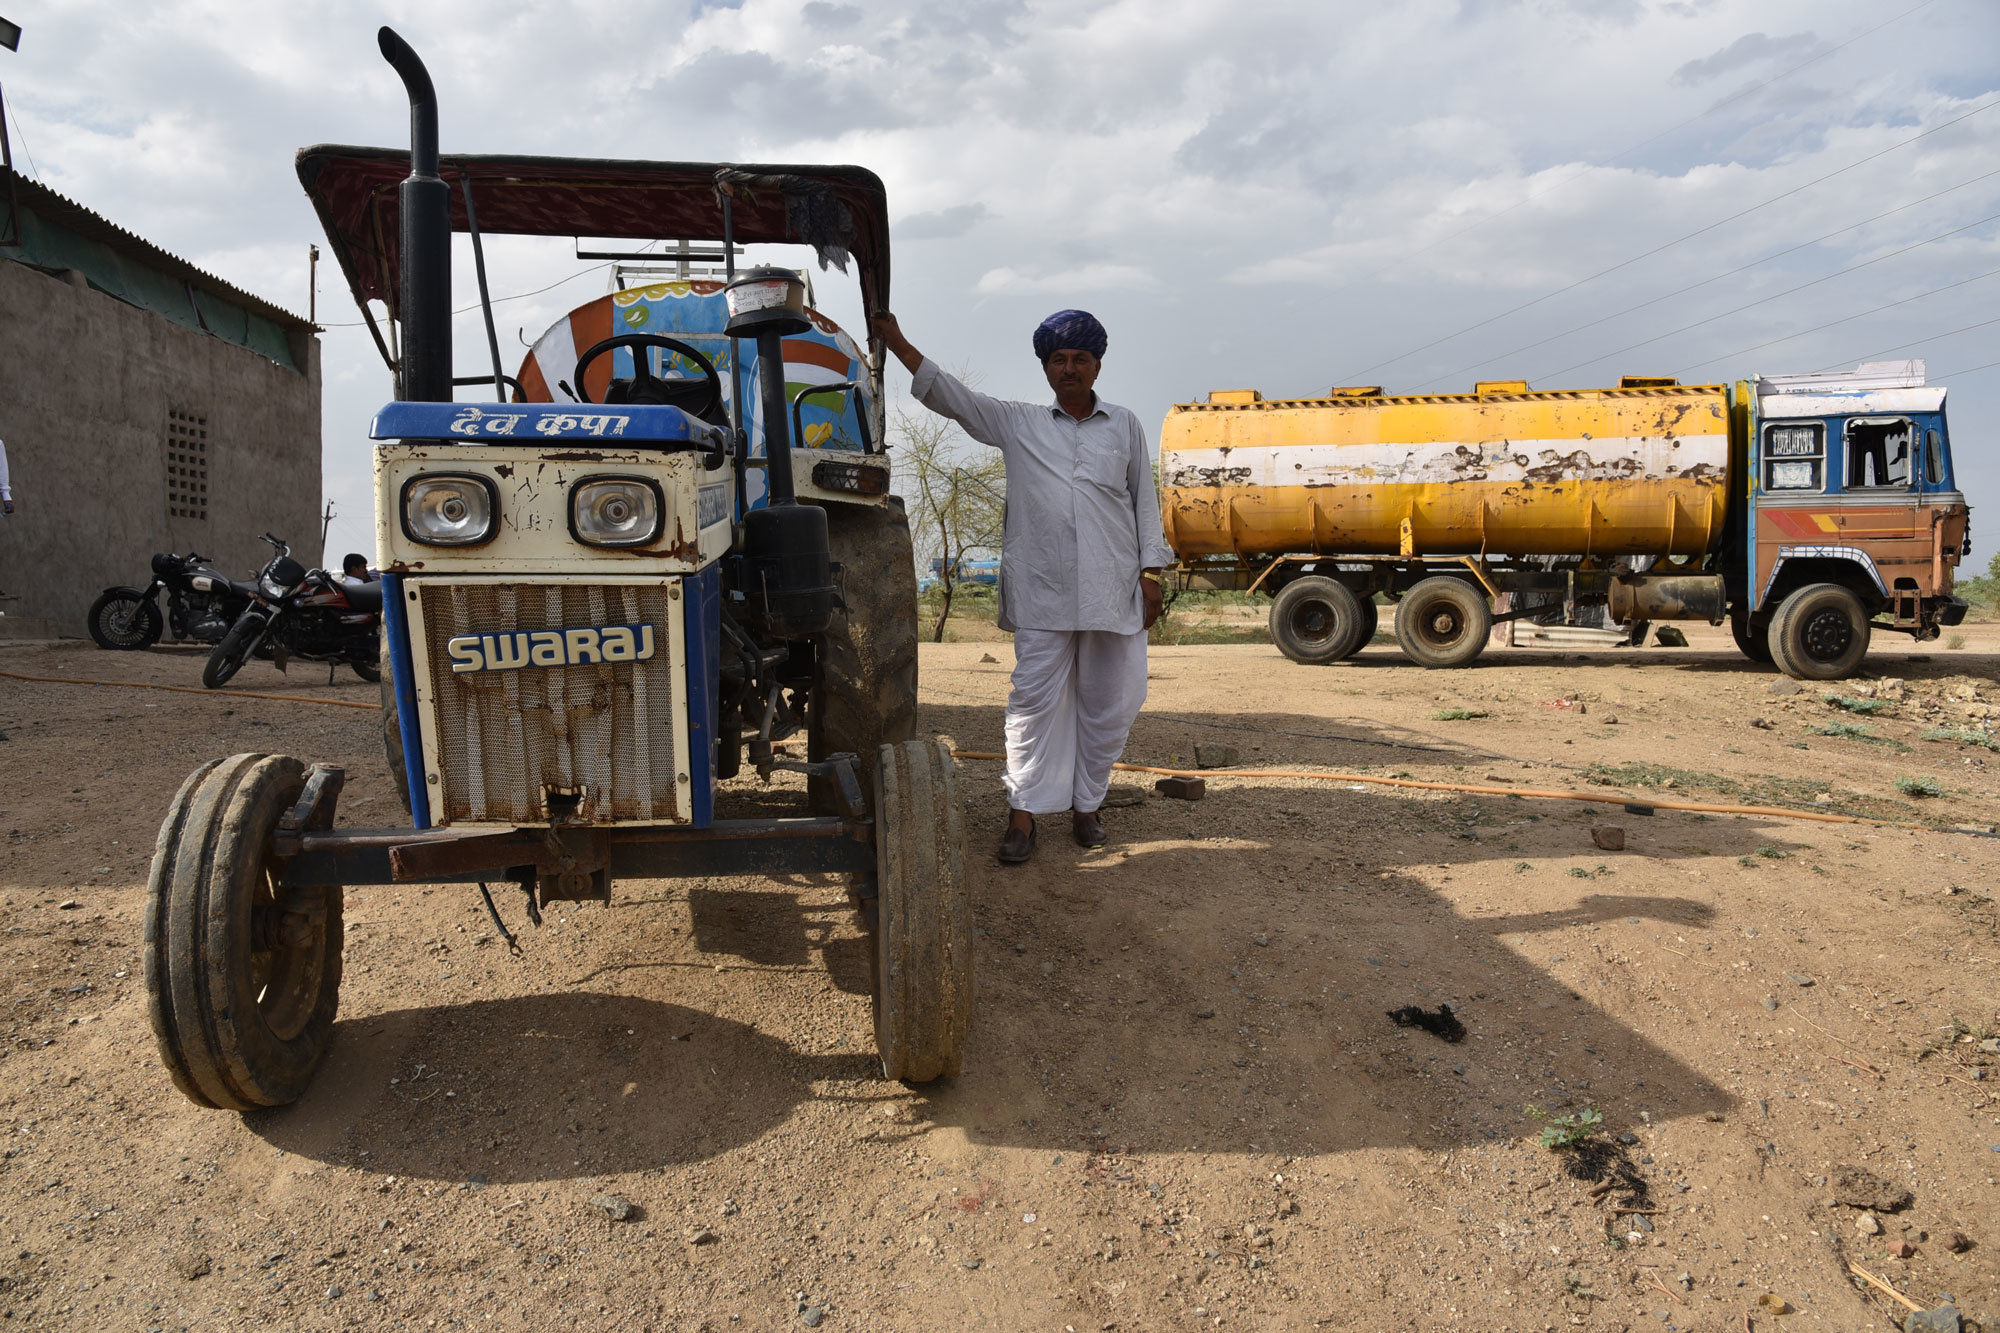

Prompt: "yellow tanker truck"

[1160,362,1971,680]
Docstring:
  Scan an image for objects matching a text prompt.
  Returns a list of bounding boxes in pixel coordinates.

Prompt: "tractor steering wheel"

[571,334,724,419]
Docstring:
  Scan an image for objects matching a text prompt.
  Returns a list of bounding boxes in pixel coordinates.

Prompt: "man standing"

[870,309,1172,863]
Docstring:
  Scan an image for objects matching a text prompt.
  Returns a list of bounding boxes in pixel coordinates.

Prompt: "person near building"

[340,552,374,589]
[869,307,1171,864]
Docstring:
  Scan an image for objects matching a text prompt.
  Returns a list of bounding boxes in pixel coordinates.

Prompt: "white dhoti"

[1004,628,1150,816]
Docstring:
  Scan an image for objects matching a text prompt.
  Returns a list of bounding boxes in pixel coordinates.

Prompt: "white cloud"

[1,0,1995,565]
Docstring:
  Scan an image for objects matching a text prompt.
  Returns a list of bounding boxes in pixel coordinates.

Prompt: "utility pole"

[308,243,319,324]
[0,16,21,250]
[319,500,336,557]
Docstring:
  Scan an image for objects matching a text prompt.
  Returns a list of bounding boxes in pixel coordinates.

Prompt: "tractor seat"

[343,580,384,613]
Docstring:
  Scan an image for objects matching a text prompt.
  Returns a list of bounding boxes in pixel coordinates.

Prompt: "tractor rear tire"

[1769,582,1870,681]
[144,753,344,1110]
[1268,576,1366,665]
[870,737,972,1084]
[811,500,920,814]
[1393,576,1492,669]
[380,641,411,814]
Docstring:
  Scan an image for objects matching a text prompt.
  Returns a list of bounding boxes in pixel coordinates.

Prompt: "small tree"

[896,401,1005,642]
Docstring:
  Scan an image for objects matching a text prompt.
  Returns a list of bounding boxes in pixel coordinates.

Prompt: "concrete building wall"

[0,259,321,635]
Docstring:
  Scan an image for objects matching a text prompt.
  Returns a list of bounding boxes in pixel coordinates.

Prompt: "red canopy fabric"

[295,145,891,327]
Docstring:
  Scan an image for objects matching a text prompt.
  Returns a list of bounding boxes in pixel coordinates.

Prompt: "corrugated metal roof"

[2,168,315,333]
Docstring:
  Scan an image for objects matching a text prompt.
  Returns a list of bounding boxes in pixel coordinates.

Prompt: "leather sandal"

[1072,809,1106,849]
[996,815,1037,865]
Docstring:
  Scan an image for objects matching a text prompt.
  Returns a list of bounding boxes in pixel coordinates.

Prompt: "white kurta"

[912,359,1173,816]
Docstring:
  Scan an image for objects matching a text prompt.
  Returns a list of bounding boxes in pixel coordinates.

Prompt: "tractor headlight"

[401,474,497,547]
[571,476,662,548]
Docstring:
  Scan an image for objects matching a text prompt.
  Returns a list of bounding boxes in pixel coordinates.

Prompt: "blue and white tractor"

[142,29,969,1109]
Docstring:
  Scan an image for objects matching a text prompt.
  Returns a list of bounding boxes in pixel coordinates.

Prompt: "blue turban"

[1032,309,1107,363]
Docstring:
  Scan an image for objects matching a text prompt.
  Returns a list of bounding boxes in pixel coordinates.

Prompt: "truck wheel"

[1268,576,1366,664]
[870,737,971,1083]
[1730,609,1772,664]
[1393,576,1492,669]
[810,501,920,814]
[1347,597,1380,657]
[88,589,162,650]
[144,753,344,1110]
[1769,582,1870,680]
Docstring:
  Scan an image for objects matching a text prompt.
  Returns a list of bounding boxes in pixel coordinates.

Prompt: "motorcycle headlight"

[401,473,498,547]
[259,573,289,599]
[571,476,662,548]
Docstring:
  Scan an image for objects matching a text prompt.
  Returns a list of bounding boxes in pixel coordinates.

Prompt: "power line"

[1366,0,1938,285]
[1344,89,2000,382]
[317,261,616,329]
[1536,208,2000,381]
[1816,313,2000,372]
[1415,165,2000,390]
[1937,355,2000,378]
[1674,266,2000,375]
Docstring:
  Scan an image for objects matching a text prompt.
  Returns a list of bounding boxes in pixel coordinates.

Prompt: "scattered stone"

[465,1172,486,1187]
[1193,1008,1215,1019]
[1602,714,1619,725]
[1762,997,1780,1011]
[1886,1239,1915,1258]
[57,899,80,910]
[1704,1111,1725,1122]
[1856,1212,1883,1236]
[1768,678,1803,697]
[686,1225,719,1246]
[1623,1214,1654,1233]
[1750,717,1777,730]
[1654,626,1688,647]
[1253,934,1269,947]
[978,653,999,664]
[1945,1231,1972,1253]
[960,1258,982,1270]
[1831,1165,1914,1213]
[1617,1132,1640,1146]
[1978,1037,2000,1054]
[1100,784,1146,808]
[1786,973,1816,987]
[1194,743,1240,770]
[1155,775,1205,801]
[1905,1307,1960,1333]
[800,1306,825,1328]
[326,1285,343,1300]
[1591,826,1625,851]
[590,1193,634,1222]
[171,1249,212,1281]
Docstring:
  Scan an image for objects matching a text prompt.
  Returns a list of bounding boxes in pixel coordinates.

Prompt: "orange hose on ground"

[946,750,1914,829]
[0,668,379,710]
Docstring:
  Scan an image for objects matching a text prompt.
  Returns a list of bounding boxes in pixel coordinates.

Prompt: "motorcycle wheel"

[203,619,262,689]
[350,653,380,683]
[88,590,162,650]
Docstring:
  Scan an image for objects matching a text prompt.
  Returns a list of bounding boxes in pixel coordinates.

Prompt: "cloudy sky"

[5,0,1998,569]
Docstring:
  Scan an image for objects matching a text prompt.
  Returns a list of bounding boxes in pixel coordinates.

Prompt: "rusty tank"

[1159,380,1733,560]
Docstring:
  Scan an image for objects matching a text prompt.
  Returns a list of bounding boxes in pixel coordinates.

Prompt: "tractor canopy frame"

[295,144,892,384]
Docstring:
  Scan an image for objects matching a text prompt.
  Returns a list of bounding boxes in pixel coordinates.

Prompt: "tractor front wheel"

[144,753,344,1110]
[869,737,971,1083]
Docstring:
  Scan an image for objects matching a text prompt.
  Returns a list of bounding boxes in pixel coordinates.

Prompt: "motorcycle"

[202,533,382,688]
[87,551,254,650]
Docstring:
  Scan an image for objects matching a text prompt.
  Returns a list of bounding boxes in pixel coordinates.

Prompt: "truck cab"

[1746,360,1970,676]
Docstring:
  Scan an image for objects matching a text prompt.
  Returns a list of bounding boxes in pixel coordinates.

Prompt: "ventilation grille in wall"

[165,410,209,521]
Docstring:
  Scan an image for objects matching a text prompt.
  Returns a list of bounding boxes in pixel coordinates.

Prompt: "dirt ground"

[2,626,1997,1333]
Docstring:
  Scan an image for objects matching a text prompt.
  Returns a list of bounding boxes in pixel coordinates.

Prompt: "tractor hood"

[296,145,891,333]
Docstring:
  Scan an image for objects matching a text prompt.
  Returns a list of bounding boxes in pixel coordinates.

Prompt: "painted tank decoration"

[517,280,875,507]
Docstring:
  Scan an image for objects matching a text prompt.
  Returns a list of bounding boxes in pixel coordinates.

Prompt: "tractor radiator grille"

[413,580,685,826]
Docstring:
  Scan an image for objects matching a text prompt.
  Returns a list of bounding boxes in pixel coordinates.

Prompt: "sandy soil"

[1,628,1996,1333]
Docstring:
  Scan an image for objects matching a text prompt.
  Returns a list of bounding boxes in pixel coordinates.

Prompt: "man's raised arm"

[870,312,1015,450]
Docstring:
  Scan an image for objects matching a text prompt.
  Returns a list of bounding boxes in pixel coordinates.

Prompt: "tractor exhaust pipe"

[378,27,451,403]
